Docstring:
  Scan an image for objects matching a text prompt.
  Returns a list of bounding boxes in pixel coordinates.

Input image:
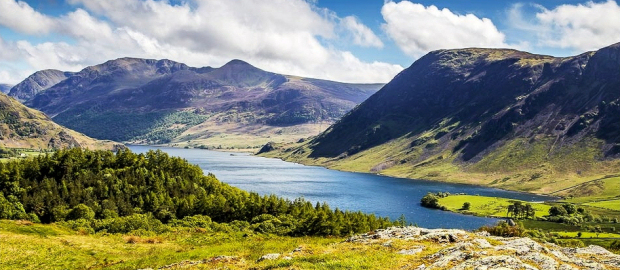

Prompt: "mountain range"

[0,84,12,94]
[0,92,121,150]
[9,58,382,149]
[261,42,620,194]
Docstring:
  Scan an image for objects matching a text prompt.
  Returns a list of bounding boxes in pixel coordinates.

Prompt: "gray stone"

[397,247,424,255]
[257,253,280,262]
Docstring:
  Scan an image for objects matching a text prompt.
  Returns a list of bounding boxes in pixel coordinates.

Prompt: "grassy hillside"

[0,93,120,151]
[260,43,620,196]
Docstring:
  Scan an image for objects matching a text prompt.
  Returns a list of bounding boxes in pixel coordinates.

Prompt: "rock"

[207,255,238,263]
[450,255,539,270]
[472,238,493,248]
[398,247,424,255]
[257,253,280,262]
[558,264,578,270]
[257,142,275,154]
[520,252,558,270]
[345,226,618,270]
[419,229,469,243]
[495,237,545,255]
[564,245,614,255]
[507,219,516,226]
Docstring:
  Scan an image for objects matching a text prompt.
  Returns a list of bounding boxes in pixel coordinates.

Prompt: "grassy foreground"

[0,220,408,270]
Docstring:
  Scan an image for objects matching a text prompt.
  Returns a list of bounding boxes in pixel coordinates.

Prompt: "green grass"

[521,220,582,232]
[585,199,620,211]
[437,195,551,218]
[554,231,620,238]
[0,220,409,270]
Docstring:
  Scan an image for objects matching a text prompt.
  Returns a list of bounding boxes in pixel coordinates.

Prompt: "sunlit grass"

[437,195,551,218]
[585,199,620,211]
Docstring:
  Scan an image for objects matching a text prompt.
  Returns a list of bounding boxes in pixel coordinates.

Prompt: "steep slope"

[0,84,12,94]
[262,43,620,194]
[0,92,121,150]
[18,58,382,149]
[8,70,73,101]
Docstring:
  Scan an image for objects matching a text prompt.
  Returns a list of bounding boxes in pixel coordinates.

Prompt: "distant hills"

[10,58,383,149]
[8,70,73,101]
[262,42,620,194]
[0,84,12,94]
[0,92,121,150]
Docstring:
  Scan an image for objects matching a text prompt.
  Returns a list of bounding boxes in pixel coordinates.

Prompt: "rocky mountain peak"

[8,69,73,101]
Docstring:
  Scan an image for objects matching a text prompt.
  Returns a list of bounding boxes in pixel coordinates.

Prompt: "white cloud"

[381,1,509,57]
[526,0,620,51]
[0,0,55,35]
[340,16,384,48]
[0,0,402,84]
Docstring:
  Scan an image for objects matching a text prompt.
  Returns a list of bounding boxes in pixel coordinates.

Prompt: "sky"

[0,0,619,84]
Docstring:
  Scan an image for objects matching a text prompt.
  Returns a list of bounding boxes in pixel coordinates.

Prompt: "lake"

[128,145,555,230]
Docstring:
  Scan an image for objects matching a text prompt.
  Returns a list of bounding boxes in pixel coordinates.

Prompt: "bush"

[92,214,168,234]
[421,193,441,209]
[549,206,568,216]
[67,204,95,221]
[556,239,585,248]
[171,215,213,229]
[477,221,525,237]
[462,202,471,210]
[610,240,620,251]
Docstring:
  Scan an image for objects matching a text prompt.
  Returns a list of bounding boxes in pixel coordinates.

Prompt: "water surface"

[129,145,554,230]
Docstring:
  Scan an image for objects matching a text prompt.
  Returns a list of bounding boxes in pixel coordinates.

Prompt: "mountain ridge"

[12,57,384,149]
[261,42,620,195]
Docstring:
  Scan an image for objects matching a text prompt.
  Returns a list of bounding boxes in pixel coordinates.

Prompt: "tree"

[67,204,95,221]
[549,206,568,216]
[421,193,440,209]
[562,203,577,215]
[462,202,471,210]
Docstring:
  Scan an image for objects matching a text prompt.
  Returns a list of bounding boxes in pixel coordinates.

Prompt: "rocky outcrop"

[347,226,620,270]
[8,69,73,101]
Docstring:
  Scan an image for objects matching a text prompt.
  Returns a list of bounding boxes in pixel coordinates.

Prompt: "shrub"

[556,239,585,248]
[171,215,213,229]
[421,193,441,209]
[477,221,525,237]
[549,206,568,216]
[67,204,95,221]
[610,240,620,251]
[92,214,168,234]
[462,202,471,210]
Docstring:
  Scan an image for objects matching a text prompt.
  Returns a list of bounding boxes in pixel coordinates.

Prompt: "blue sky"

[0,0,619,84]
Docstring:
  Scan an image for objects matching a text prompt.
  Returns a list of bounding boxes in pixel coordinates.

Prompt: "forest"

[0,148,394,236]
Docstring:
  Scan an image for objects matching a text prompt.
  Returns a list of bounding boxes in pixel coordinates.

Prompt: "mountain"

[0,84,12,94]
[8,70,74,101]
[0,92,122,150]
[261,42,620,194]
[17,58,382,149]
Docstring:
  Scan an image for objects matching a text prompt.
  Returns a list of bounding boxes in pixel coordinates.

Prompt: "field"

[437,195,551,218]
[585,199,620,211]
[0,149,46,163]
[554,231,620,238]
